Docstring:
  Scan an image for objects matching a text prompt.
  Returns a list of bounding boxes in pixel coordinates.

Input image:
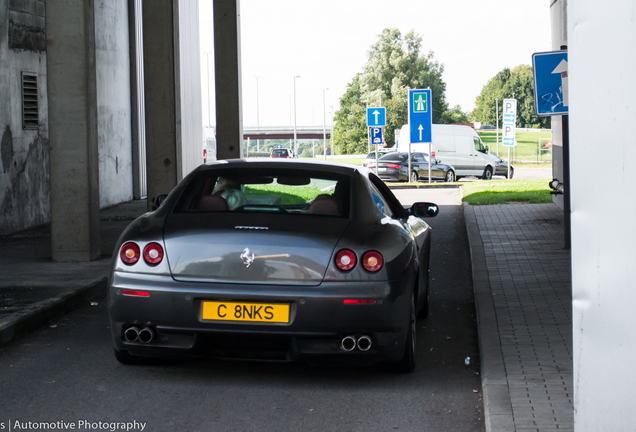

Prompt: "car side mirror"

[152,194,168,210]
[410,202,439,218]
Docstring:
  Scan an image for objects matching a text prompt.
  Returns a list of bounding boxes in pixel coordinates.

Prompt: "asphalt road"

[0,189,483,432]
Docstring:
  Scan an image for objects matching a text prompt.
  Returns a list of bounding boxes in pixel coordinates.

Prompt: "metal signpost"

[502,98,517,179]
[367,107,386,175]
[408,89,432,182]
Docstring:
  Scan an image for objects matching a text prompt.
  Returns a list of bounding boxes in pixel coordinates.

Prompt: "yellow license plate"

[201,301,290,323]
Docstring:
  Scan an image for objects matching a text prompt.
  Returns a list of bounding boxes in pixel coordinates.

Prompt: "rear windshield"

[379,153,407,162]
[175,168,351,218]
[271,149,289,156]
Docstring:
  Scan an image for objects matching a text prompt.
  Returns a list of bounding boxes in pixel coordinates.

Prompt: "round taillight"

[335,249,357,271]
[120,242,140,265]
[362,251,384,272]
[143,242,164,266]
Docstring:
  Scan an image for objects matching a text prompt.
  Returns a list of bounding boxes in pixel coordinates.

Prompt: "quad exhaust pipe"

[340,335,373,352]
[123,326,156,344]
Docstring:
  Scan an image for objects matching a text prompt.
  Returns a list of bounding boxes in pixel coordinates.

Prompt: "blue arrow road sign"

[409,89,432,143]
[366,107,386,127]
[371,127,383,144]
[532,50,568,116]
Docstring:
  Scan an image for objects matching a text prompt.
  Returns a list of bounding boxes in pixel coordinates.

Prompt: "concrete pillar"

[549,0,567,211]
[214,0,243,159]
[129,0,147,200]
[142,0,181,209]
[47,0,101,261]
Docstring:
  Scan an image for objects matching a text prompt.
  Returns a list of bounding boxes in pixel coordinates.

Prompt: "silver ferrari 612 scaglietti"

[108,159,438,372]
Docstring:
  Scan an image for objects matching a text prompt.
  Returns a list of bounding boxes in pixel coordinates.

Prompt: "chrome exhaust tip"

[138,327,156,344]
[124,326,140,343]
[340,335,356,352]
[357,335,372,352]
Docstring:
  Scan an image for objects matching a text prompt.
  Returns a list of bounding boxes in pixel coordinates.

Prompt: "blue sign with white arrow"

[532,50,568,116]
[409,89,432,143]
[371,127,383,144]
[366,107,386,127]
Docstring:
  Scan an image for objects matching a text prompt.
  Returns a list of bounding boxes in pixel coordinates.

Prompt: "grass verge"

[462,178,552,205]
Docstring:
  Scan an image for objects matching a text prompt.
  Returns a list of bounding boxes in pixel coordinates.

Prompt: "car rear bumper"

[108,271,411,364]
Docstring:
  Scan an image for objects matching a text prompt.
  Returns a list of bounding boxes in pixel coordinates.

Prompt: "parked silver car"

[109,159,439,372]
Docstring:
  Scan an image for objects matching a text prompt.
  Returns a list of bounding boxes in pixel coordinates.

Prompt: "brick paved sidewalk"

[464,203,573,432]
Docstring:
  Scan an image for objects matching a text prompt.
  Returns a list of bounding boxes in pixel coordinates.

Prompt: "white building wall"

[95,0,133,207]
[0,0,49,235]
[570,2,636,430]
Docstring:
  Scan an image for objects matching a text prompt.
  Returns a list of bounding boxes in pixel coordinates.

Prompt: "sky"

[199,0,552,129]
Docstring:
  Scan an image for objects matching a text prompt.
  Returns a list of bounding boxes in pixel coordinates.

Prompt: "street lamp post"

[365,100,369,153]
[323,87,329,160]
[329,106,334,156]
[255,76,260,152]
[293,76,300,156]
[496,98,499,156]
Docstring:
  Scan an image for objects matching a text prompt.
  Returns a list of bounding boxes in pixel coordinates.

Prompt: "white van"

[396,124,497,179]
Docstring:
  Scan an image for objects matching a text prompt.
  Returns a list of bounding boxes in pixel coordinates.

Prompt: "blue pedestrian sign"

[532,50,568,116]
[409,89,432,143]
[366,107,386,127]
[371,127,383,144]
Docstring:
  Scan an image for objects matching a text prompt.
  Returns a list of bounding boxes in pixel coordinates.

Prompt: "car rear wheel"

[391,293,416,373]
[482,166,493,180]
[444,170,455,182]
[410,171,418,182]
[509,168,514,179]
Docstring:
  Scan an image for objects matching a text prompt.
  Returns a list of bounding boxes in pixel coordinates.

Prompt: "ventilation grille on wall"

[22,72,39,130]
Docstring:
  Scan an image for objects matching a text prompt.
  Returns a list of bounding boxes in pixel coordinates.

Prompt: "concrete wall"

[95,0,133,207]
[570,2,636,429]
[0,0,134,235]
[0,0,49,235]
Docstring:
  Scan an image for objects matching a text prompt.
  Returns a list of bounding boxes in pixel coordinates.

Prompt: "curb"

[387,184,462,190]
[463,203,514,432]
[0,277,108,347]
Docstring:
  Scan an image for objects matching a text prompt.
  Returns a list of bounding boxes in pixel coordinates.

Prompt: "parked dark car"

[109,159,439,372]
[480,125,496,130]
[270,148,293,158]
[375,152,456,182]
[491,153,514,178]
[362,148,396,167]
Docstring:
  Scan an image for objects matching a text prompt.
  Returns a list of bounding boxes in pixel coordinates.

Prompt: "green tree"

[334,29,454,154]
[440,105,470,124]
[333,74,368,154]
[472,65,550,129]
